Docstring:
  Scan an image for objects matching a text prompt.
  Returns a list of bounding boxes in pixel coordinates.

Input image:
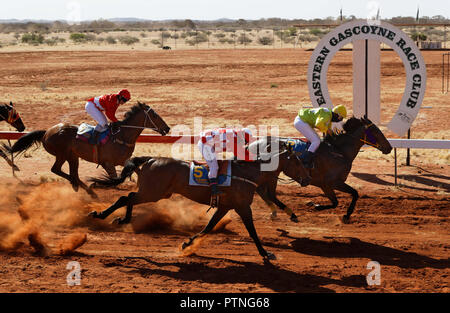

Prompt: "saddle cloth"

[76,123,110,145]
[285,138,310,156]
[189,160,232,186]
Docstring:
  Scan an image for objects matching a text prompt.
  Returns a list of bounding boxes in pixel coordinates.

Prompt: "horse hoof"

[314,205,326,211]
[71,184,79,192]
[112,217,129,225]
[342,215,351,224]
[111,217,121,225]
[270,212,278,221]
[181,242,189,250]
[290,214,299,223]
[300,177,311,187]
[88,211,98,218]
[264,252,276,261]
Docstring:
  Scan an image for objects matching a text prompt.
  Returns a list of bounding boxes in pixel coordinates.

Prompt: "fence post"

[406,128,411,166]
[394,148,398,186]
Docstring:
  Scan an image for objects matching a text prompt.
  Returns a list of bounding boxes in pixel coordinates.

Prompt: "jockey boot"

[89,130,100,145]
[209,178,222,196]
[302,151,315,169]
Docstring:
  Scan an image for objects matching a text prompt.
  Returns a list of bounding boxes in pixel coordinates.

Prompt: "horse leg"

[235,206,275,261]
[102,163,117,178]
[0,149,19,171]
[90,163,117,190]
[257,183,298,223]
[311,185,338,211]
[88,194,131,220]
[50,155,76,190]
[182,207,229,250]
[256,185,279,220]
[334,182,359,223]
[68,156,97,198]
[111,192,145,225]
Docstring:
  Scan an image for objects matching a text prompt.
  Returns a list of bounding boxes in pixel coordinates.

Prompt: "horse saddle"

[189,160,231,186]
[285,138,310,157]
[76,123,110,145]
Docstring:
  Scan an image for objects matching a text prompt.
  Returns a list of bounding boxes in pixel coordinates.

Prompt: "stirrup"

[209,194,219,210]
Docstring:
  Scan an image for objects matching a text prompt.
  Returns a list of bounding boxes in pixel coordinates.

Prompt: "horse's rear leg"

[111,192,146,225]
[68,156,97,198]
[182,207,229,250]
[89,194,130,220]
[334,182,359,223]
[235,206,275,261]
[311,185,338,211]
[50,156,75,189]
[102,163,117,178]
[89,191,146,224]
[257,183,298,223]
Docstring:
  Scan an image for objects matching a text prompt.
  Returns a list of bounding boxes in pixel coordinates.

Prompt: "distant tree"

[21,33,44,45]
[118,36,140,45]
[411,32,427,41]
[184,19,196,29]
[70,33,87,42]
[237,19,247,27]
[258,36,273,45]
[238,33,252,44]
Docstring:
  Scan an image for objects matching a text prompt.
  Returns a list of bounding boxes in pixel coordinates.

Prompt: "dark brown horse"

[88,144,309,261]
[5,102,170,197]
[249,117,392,223]
[0,102,25,170]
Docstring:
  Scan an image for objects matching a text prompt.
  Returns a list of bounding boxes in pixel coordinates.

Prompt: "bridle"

[0,105,20,125]
[113,107,163,133]
[359,123,381,149]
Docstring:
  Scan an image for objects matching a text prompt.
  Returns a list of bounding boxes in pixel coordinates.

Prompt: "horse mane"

[121,103,146,123]
[324,116,363,142]
[0,104,10,121]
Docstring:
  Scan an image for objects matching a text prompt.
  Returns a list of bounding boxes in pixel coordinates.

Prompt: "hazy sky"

[1,0,449,21]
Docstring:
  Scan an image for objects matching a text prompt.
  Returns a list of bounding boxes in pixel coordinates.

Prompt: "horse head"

[1,102,25,132]
[123,102,170,136]
[255,139,310,187]
[338,116,392,155]
[359,117,392,154]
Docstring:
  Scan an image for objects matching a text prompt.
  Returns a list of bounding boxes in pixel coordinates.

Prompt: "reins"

[112,107,161,147]
[118,107,160,132]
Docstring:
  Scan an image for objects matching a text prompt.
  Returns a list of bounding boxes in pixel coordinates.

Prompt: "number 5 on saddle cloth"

[189,161,231,208]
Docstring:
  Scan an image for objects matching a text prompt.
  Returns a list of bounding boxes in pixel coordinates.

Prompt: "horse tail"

[2,130,46,156]
[90,156,154,187]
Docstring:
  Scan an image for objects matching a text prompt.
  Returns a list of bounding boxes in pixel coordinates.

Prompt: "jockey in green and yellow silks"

[294,104,347,168]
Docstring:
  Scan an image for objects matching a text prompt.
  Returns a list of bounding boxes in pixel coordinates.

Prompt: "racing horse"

[88,143,309,261]
[0,102,25,170]
[4,102,170,197]
[249,117,392,223]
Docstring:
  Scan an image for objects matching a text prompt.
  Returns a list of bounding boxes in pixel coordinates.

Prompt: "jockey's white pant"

[294,115,320,153]
[197,140,218,179]
[85,101,108,132]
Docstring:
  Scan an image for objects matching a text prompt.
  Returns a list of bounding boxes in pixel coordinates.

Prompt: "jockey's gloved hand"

[109,121,121,132]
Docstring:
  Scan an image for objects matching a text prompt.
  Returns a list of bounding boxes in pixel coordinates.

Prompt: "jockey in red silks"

[198,127,255,195]
[85,89,131,144]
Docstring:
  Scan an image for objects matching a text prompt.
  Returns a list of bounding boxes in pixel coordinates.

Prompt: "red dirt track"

[0,49,448,293]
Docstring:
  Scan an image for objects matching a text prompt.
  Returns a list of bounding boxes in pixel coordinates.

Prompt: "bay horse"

[249,117,392,223]
[88,144,309,261]
[4,102,170,197]
[0,102,25,170]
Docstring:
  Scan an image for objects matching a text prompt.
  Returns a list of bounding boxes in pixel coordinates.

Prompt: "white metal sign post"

[307,20,427,137]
